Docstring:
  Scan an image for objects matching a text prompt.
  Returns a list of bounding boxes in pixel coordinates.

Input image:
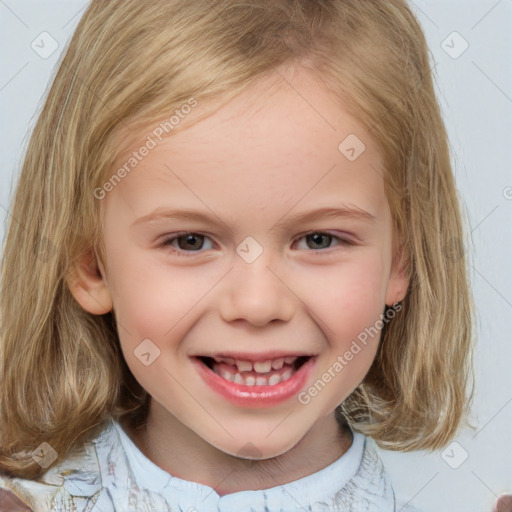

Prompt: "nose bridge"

[219,235,295,325]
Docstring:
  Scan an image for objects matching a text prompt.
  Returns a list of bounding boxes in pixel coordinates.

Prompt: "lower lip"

[191,356,317,408]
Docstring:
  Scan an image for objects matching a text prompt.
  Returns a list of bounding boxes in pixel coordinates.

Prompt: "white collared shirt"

[0,416,424,511]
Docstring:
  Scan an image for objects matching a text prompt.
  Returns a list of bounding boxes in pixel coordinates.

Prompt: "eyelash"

[160,231,356,258]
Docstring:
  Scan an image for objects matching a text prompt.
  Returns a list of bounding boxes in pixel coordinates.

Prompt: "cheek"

[107,249,223,392]
[108,252,197,400]
[295,255,388,412]
[297,252,388,343]
[108,249,206,334]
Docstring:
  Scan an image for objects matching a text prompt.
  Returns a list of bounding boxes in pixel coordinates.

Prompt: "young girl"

[0,1,474,511]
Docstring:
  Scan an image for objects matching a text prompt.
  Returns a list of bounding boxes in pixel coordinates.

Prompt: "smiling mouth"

[196,355,311,386]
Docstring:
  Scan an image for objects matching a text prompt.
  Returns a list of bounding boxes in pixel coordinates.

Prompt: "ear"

[67,249,113,315]
[385,242,410,306]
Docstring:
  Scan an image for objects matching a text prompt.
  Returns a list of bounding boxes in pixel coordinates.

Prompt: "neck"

[122,402,353,496]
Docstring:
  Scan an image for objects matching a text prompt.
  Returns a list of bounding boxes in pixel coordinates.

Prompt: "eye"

[293,231,355,252]
[161,231,355,257]
[161,232,214,257]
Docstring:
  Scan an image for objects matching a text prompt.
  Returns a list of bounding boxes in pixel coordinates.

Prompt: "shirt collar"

[102,417,371,509]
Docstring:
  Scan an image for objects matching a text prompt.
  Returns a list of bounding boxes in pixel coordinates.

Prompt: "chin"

[207,430,305,462]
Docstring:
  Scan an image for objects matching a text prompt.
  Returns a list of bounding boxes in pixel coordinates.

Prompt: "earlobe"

[67,249,113,315]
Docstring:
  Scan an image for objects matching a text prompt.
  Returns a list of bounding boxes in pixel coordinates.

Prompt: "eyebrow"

[270,206,376,231]
[131,205,377,231]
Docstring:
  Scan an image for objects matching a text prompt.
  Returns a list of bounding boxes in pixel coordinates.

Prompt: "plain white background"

[0,1,511,511]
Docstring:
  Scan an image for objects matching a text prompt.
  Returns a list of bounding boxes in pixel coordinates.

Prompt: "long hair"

[0,0,474,479]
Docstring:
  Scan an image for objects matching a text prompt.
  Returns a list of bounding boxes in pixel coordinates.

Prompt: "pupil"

[309,233,330,249]
[180,234,202,250]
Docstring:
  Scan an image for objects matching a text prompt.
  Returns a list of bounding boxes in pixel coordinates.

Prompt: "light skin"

[70,63,409,495]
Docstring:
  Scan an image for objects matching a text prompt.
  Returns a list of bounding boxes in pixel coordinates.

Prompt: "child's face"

[82,65,408,459]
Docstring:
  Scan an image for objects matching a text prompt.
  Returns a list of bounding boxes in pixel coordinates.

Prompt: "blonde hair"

[0,0,474,479]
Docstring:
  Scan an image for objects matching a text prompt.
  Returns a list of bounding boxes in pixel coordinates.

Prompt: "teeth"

[245,376,256,386]
[254,361,272,373]
[208,354,307,386]
[212,365,298,386]
[268,374,281,385]
[281,368,293,381]
[220,369,235,382]
[213,356,299,372]
[214,356,236,365]
[271,358,284,370]
[235,360,253,372]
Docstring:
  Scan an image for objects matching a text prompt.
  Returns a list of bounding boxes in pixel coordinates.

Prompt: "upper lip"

[191,351,316,362]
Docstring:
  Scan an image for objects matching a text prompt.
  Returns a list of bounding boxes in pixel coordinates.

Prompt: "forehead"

[106,65,387,221]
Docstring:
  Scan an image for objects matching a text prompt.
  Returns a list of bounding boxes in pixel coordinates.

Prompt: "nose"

[218,247,296,327]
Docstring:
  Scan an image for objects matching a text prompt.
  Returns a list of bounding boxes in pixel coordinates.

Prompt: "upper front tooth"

[284,356,297,365]
[253,360,272,373]
[271,358,284,370]
[235,360,253,372]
